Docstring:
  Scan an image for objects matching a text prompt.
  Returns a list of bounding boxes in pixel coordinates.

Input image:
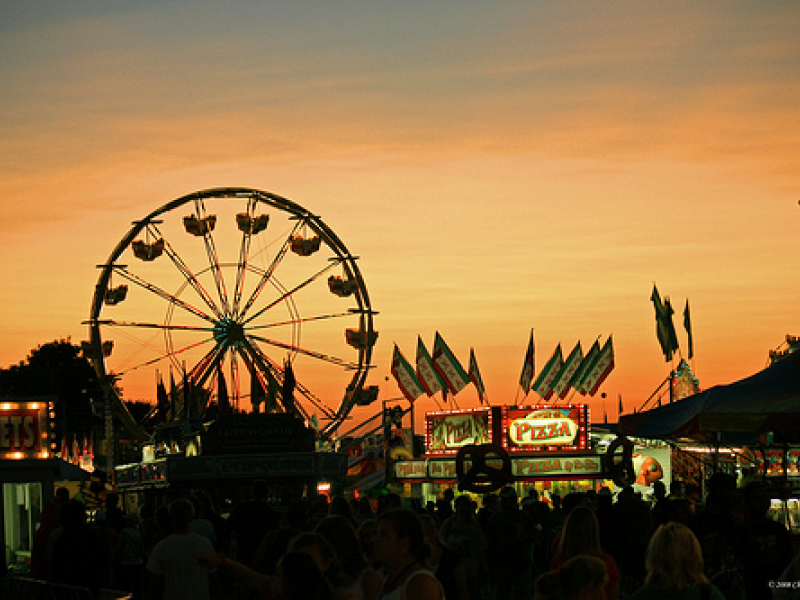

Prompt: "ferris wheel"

[87,187,377,441]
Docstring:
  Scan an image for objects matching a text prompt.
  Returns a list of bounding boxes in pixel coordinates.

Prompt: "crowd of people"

[10,473,800,600]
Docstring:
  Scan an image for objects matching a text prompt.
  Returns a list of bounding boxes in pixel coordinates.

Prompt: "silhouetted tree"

[0,338,103,444]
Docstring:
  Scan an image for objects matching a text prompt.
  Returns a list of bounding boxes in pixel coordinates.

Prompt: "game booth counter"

[0,398,92,573]
[391,405,663,502]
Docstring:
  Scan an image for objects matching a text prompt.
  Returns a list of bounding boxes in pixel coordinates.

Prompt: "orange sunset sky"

[1,2,799,430]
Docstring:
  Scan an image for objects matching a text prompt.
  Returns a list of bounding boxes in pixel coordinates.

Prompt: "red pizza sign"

[502,405,589,453]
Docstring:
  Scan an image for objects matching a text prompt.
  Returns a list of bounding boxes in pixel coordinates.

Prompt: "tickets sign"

[0,400,50,458]
[503,405,589,452]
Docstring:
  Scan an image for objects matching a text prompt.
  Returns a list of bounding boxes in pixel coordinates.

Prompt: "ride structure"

[86,187,378,471]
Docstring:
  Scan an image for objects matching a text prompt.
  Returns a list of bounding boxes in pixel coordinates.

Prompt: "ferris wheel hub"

[213,318,246,348]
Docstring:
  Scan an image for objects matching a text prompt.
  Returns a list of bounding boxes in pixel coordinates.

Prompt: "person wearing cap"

[486,486,537,600]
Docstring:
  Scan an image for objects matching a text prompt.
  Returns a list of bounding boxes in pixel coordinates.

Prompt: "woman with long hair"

[374,509,443,600]
[550,506,620,600]
[535,554,608,600]
[629,522,725,599]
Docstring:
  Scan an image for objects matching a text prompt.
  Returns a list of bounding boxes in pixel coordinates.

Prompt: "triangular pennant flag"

[82,434,89,457]
[250,367,266,413]
[217,365,231,415]
[570,340,600,393]
[169,372,178,420]
[581,336,615,396]
[282,358,297,413]
[432,332,471,395]
[468,348,487,404]
[60,436,69,462]
[71,435,81,465]
[156,375,169,422]
[531,344,563,400]
[391,344,425,403]
[684,299,694,360]
[88,432,95,459]
[416,336,446,396]
[519,330,535,395]
[551,342,584,400]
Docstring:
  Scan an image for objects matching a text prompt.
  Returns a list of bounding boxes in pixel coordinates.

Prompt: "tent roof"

[619,350,800,441]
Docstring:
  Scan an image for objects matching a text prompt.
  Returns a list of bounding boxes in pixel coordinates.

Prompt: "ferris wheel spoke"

[189,343,227,390]
[232,231,254,319]
[195,208,232,317]
[246,311,355,332]
[238,220,303,319]
[112,266,218,325]
[228,350,242,408]
[147,223,226,321]
[94,319,214,333]
[246,332,359,369]
[113,336,215,378]
[241,258,344,326]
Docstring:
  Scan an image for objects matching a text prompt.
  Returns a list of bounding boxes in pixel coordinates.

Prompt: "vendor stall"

[394,405,608,502]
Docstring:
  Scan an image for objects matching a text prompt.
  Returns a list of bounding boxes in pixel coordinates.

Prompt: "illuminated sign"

[393,453,604,481]
[0,401,51,459]
[513,455,602,479]
[502,405,589,453]
[426,408,492,454]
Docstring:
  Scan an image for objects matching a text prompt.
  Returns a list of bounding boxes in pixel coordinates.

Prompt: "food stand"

[394,405,608,501]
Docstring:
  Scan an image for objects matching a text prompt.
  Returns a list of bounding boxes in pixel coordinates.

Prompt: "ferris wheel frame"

[87,187,377,442]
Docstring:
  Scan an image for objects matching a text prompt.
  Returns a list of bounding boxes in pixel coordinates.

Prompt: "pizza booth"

[393,405,613,502]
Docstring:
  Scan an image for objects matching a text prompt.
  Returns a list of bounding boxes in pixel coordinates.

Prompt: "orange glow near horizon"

[1,3,799,432]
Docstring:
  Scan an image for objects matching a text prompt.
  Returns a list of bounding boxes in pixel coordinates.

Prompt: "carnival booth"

[619,350,800,532]
[394,404,609,501]
[0,397,91,572]
[114,413,347,511]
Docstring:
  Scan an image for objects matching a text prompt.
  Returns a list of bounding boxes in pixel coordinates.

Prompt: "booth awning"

[619,350,800,441]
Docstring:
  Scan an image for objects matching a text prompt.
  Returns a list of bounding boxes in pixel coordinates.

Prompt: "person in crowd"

[50,499,113,595]
[328,495,358,526]
[550,505,620,600]
[486,486,537,600]
[315,515,382,600]
[30,501,60,579]
[691,472,745,599]
[419,513,470,600]
[439,494,488,600]
[376,493,403,515]
[254,498,313,574]
[358,519,379,570]
[476,493,498,535]
[199,548,331,600]
[147,498,220,600]
[354,497,375,525]
[628,521,725,600]
[228,479,280,567]
[435,488,455,525]
[374,508,443,600]
[190,489,226,550]
[735,481,792,600]
[612,485,651,591]
[535,554,608,600]
[114,512,145,599]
